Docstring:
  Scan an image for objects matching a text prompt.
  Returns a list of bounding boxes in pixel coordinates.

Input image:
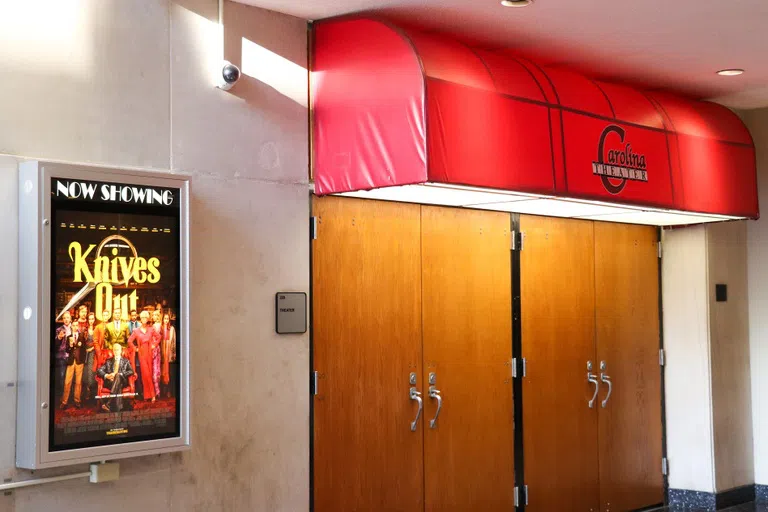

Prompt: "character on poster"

[128,310,140,334]
[151,309,162,397]
[54,312,72,400]
[84,311,98,403]
[104,308,129,351]
[128,310,160,403]
[127,309,144,397]
[96,343,134,413]
[60,312,86,410]
[161,312,177,399]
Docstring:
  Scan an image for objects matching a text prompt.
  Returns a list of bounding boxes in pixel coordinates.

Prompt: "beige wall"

[662,226,716,493]
[745,107,768,485]
[708,221,754,491]
[662,219,754,493]
[0,1,309,511]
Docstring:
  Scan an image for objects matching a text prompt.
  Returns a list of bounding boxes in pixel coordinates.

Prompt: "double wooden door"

[312,197,663,512]
[521,216,664,512]
[312,197,514,512]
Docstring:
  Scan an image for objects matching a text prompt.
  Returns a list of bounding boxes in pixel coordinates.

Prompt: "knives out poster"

[49,178,181,451]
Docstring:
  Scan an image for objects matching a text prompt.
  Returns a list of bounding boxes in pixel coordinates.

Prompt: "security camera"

[217,61,241,91]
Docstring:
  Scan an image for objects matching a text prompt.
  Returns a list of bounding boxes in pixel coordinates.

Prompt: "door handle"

[588,373,600,408]
[410,387,423,431]
[587,361,599,408]
[428,386,442,429]
[601,373,612,408]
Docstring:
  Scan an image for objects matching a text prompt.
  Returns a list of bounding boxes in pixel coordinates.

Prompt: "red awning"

[312,17,758,220]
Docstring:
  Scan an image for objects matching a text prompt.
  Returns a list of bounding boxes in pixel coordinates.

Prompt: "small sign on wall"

[276,292,307,334]
[716,284,728,302]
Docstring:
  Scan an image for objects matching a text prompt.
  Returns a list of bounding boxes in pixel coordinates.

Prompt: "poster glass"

[49,178,181,451]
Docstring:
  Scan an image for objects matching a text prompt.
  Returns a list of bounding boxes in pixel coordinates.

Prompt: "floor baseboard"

[667,485,754,511]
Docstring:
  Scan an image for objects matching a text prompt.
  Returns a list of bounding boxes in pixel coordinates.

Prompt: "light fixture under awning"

[338,184,740,226]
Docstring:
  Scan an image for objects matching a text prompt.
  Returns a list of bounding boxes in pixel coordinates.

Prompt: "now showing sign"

[54,179,177,207]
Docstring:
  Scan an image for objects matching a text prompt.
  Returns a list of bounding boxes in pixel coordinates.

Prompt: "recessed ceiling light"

[716,69,744,76]
[501,0,533,7]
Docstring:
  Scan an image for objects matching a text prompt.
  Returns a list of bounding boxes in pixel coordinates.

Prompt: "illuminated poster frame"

[16,161,191,469]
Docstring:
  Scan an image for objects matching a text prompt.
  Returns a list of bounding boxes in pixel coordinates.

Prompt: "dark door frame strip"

[511,213,525,511]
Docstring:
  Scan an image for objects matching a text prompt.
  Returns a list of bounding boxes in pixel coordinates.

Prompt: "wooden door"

[594,222,664,512]
[421,206,514,512]
[520,215,600,512]
[312,196,425,512]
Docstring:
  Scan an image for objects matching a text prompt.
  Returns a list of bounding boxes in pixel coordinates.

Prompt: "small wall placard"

[276,292,307,334]
[716,284,728,302]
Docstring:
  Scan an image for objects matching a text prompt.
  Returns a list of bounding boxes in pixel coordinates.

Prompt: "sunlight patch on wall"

[0,0,93,76]
[241,37,308,107]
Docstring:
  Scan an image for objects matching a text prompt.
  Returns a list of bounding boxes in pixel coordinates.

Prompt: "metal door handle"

[410,387,423,431]
[588,373,599,408]
[428,386,442,429]
[601,373,612,408]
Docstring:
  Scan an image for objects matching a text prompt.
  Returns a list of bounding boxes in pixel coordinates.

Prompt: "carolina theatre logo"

[592,125,648,194]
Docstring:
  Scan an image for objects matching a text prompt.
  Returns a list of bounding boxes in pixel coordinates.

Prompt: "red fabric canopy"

[312,17,758,218]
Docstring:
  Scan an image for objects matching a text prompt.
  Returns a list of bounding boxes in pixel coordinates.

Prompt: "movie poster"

[49,178,181,451]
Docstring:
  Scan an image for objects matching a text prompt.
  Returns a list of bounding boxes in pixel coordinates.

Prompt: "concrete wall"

[745,107,768,486]
[0,1,309,511]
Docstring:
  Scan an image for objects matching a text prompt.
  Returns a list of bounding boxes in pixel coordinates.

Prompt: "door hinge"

[659,348,665,367]
[662,457,669,476]
[513,485,529,507]
[312,370,319,395]
[511,231,525,251]
[658,240,662,259]
[512,357,527,378]
[311,216,318,240]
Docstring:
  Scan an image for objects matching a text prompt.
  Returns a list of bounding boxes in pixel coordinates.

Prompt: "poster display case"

[16,161,190,469]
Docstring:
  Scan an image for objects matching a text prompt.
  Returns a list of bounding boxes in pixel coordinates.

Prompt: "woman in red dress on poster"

[94,309,110,367]
[128,311,160,402]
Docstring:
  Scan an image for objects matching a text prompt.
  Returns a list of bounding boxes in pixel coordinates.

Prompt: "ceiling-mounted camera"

[216,61,241,91]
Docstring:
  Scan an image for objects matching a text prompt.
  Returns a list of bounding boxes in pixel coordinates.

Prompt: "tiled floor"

[659,504,768,511]
[715,505,767,512]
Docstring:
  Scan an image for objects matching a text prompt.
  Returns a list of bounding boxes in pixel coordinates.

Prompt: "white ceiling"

[236,0,768,109]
